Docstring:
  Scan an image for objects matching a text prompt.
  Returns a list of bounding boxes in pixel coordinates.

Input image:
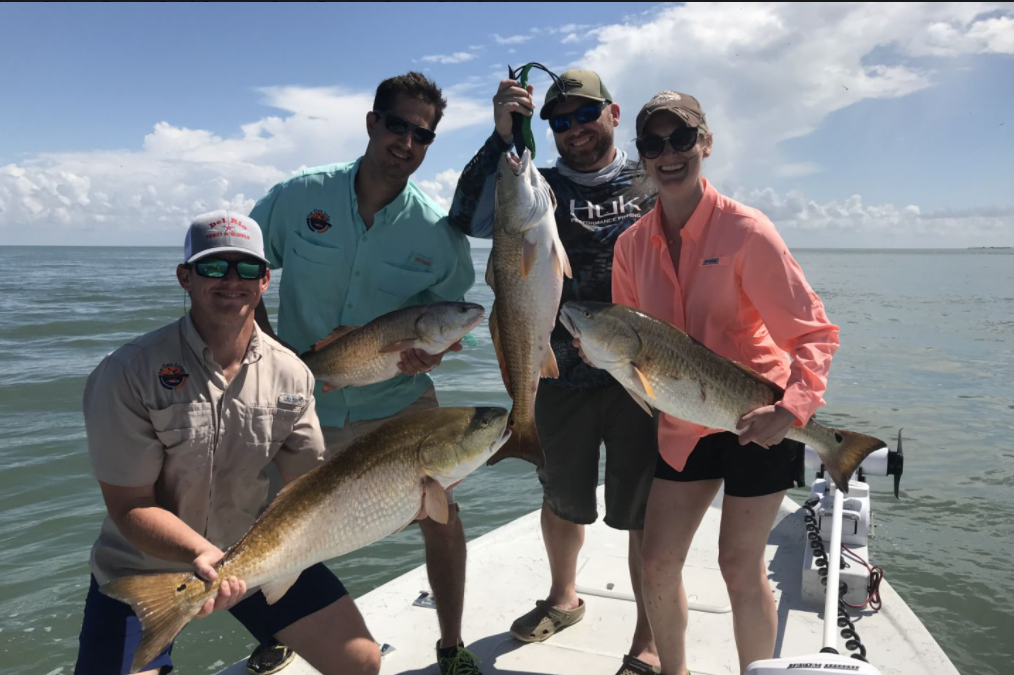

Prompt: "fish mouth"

[558,305,580,338]
[505,152,522,176]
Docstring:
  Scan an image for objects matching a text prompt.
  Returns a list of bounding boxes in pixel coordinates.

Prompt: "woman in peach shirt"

[608,92,840,675]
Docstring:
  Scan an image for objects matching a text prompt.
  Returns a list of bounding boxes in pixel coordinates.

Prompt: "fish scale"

[487,149,571,468]
[101,406,510,674]
[560,301,885,492]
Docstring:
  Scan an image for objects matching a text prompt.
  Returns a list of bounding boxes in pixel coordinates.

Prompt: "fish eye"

[834,432,843,443]
[584,311,591,318]
[481,418,489,427]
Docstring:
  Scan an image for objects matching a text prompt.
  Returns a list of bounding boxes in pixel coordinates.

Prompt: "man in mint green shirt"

[251,72,482,675]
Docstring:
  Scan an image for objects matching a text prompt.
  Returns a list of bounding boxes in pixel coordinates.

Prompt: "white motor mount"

[801,476,872,607]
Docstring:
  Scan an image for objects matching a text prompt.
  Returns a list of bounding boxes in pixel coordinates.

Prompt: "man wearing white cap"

[73,211,380,675]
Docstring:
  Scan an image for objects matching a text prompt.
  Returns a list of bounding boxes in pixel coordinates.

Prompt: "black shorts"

[535,380,659,530]
[655,432,802,498]
[75,563,347,674]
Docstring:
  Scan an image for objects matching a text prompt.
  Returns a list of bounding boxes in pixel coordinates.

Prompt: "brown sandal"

[509,598,586,643]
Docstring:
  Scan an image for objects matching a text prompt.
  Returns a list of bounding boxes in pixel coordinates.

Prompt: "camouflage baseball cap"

[540,69,613,120]
[635,91,709,137]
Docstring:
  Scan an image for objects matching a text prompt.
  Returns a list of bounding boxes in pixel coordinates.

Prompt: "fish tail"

[101,572,212,673]
[488,407,545,469]
[815,428,886,493]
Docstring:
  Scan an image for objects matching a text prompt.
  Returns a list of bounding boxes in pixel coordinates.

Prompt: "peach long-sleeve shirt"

[612,178,840,471]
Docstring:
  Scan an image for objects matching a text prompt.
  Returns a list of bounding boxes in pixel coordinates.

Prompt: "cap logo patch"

[205,217,251,242]
[306,209,332,234]
[158,363,189,390]
[650,91,683,106]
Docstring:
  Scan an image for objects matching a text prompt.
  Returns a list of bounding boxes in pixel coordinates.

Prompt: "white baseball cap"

[184,210,269,264]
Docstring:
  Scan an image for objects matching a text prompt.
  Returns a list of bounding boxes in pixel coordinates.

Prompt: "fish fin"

[379,339,418,354]
[322,382,340,393]
[624,386,654,416]
[521,238,538,279]
[816,428,887,493]
[101,572,207,674]
[488,409,545,469]
[540,347,560,379]
[260,572,302,606]
[304,325,358,355]
[554,240,573,279]
[484,251,496,291]
[424,479,450,525]
[633,366,657,399]
[488,305,512,396]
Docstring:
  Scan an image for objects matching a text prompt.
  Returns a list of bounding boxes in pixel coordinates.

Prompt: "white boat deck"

[219,486,959,675]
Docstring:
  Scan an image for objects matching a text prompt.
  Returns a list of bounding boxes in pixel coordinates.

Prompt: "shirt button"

[354,271,361,277]
[362,235,369,242]
[347,302,354,309]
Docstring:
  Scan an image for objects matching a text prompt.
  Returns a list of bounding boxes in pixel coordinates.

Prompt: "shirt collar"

[348,156,411,223]
[648,177,718,250]
[181,312,263,370]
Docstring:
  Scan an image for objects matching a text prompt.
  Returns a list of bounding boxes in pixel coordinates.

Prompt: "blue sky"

[1,2,1012,247]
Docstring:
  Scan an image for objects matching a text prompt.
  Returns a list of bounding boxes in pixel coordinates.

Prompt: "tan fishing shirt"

[83,313,324,584]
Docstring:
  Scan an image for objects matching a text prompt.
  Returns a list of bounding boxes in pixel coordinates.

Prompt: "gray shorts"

[322,387,455,506]
[535,380,658,530]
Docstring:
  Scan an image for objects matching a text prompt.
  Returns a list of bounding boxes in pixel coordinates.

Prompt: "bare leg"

[627,528,660,667]
[418,504,467,648]
[718,491,786,674]
[542,501,585,610]
[276,594,380,675]
[641,478,722,675]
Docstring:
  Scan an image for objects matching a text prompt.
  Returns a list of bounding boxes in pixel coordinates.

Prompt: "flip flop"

[509,598,586,643]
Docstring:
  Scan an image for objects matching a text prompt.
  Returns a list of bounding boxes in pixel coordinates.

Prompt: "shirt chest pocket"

[377,261,434,301]
[149,402,215,471]
[234,400,303,451]
[150,402,214,446]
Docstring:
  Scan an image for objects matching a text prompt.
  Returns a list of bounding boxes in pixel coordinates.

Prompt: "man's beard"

[556,128,615,172]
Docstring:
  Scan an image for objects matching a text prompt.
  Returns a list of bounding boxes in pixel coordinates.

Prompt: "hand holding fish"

[736,405,798,449]
[573,337,595,368]
[494,79,535,144]
[397,342,463,375]
[192,547,247,619]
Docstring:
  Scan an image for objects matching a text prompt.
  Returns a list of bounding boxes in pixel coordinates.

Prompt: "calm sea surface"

[1,246,1011,674]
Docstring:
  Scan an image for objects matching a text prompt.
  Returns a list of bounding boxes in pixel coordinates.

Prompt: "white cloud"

[575,2,1014,187]
[561,33,580,45]
[734,187,1014,247]
[493,33,532,45]
[0,85,487,245]
[422,52,477,65]
[415,168,462,211]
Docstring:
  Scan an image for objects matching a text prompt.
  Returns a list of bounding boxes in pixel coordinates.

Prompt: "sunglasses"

[373,111,436,146]
[636,127,702,159]
[188,257,268,280]
[548,101,610,134]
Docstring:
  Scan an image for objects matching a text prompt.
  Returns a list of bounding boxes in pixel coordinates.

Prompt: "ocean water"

[0,246,1011,674]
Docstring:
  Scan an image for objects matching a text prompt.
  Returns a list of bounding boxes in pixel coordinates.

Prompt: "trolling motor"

[745,431,905,675]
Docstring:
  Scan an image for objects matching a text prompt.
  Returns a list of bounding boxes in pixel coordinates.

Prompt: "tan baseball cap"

[635,90,709,137]
[540,69,613,119]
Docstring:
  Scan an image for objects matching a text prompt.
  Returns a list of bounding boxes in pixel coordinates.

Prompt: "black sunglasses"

[636,128,702,159]
[373,111,436,146]
[548,101,610,134]
[187,257,268,280]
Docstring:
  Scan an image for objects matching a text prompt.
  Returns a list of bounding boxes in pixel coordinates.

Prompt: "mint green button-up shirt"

[250,159,474,428]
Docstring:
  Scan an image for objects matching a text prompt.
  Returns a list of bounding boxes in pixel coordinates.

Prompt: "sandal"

[509,598,585,643]
[614,654,662,675]
[246,640,295,675]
